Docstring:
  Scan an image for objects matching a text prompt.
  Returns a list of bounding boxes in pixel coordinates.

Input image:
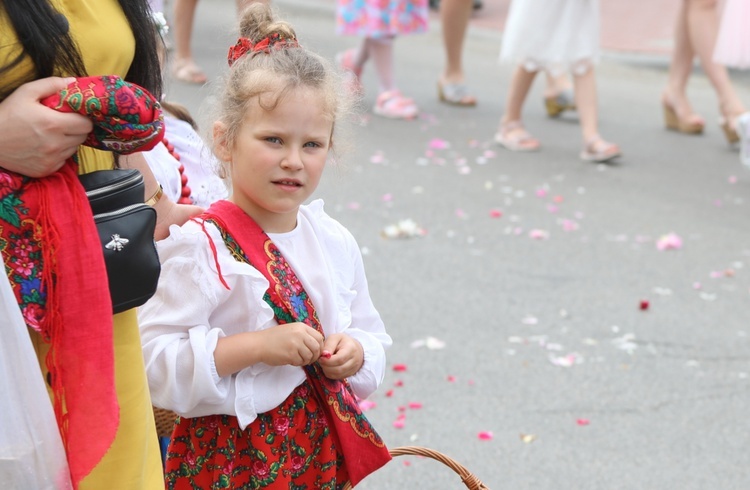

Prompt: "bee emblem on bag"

[105,234,130,252]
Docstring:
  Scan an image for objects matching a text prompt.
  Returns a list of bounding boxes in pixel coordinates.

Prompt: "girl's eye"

[304,141,321,148]
[265,137,281,144]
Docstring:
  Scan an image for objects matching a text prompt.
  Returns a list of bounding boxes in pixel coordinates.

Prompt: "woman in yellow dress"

[0,1,200,487]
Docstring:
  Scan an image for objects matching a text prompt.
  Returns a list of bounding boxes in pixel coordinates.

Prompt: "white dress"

[138,200,392,429]
[500,0,600,75]
[713,0,750,69]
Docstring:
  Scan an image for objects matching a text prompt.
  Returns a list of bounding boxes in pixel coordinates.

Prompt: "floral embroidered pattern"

[199,207,390,486]
[165,382,347,489]
[0,181,47,334]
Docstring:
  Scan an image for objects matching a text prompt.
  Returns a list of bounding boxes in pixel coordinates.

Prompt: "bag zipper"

[84,172,144,199]
[93,203,149,221]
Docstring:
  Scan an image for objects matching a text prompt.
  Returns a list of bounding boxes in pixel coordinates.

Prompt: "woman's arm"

[0,77,92,177]
[119,152,204,239]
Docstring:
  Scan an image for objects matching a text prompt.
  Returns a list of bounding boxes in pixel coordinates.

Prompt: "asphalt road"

[164,1,750,488]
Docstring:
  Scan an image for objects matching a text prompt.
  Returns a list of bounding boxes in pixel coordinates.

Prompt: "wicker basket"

[153,406,178,438]
[342,446,490,490]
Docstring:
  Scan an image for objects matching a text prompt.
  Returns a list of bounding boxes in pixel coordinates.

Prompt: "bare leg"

[367,37,396,93]
[573,68,599,141]
[684,0,745,119]
[663,0,702,122]
[496,66,541,151]
[575,67,621,160]
[171,0,207,83]
[438,0,476,104]
[501,66,537,124]
[440,0,472,84]
[352,38,371,71]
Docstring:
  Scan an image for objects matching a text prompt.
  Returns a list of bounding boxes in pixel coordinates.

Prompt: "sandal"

[336,49,363,95]
[580,136,621,163]
[494,120,541,152]
[437,80,476,106]
[373,90,418,120]
[171,58,207,85]
[544,89,576,118]
[662,94,704,134]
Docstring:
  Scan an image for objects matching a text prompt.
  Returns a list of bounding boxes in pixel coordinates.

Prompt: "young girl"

[138,4,393,488]
[335,0,428,119]
[496,0,621,163]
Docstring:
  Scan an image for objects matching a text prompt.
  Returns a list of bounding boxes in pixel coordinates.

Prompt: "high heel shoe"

[544,89,575,118]
[662,101,704,134]
[720,118,740,144]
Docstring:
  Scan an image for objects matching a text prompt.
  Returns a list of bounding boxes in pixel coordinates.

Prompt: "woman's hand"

[319,333,364,380]
[153,198,204,240]
[0,77,93,177]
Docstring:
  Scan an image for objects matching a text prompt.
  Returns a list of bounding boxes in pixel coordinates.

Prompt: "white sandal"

[580,136,621,163]
[494,120,541,152]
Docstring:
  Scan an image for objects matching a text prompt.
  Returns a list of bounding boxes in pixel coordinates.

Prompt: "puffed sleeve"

[138,220,276,417]
[314,204,392,399]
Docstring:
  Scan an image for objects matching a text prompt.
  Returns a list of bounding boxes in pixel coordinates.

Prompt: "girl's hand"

[0,77,93,177]
[319,333,364,380]
[258,322,325,367]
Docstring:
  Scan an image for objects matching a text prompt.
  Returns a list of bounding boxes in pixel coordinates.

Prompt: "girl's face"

[215,87,333,233]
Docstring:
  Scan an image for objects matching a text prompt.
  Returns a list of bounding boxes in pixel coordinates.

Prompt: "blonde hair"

[211,3,351,168]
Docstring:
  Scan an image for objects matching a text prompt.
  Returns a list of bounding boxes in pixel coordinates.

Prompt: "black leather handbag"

[79,169,161,314]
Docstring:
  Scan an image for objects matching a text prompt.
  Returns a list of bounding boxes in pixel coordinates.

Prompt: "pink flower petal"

[393,419,405,429]
[428,138,450,150]
[576,418,590,426]
[489,209,503,218]
[358,399,377,411]
[394,380,404,387]
[408,402,423,409]
[446,375,457,382]
[656,232,682,251]
[392,364,407,372]
[477,431,493,440]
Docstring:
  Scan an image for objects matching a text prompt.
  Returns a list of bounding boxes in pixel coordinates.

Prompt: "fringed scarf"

[200,200,391,487]
[0,75,163,487]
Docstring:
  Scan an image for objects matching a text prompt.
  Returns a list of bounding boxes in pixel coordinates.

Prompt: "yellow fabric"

[0,1,162,488]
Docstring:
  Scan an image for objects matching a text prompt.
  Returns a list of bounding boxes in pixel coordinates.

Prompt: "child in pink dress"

[336,0,428,120]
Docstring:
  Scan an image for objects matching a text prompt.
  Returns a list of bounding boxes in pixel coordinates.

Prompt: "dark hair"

[0,0,162,101]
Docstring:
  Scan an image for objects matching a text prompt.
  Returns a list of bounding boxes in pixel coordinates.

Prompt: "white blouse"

[142,115,228,208]
[138,199,391,429]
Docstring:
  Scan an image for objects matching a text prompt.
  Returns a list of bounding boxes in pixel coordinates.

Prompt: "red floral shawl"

[200,200,391,487]
[0,75,163,487]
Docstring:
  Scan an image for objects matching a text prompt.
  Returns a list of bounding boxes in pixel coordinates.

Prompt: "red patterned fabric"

[200,200,390,487]
[165,381,347,489]
[227,33,300,66]
[0,75,163,487]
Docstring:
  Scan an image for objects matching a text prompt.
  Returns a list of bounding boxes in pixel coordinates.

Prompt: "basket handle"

[342,445,490,490]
